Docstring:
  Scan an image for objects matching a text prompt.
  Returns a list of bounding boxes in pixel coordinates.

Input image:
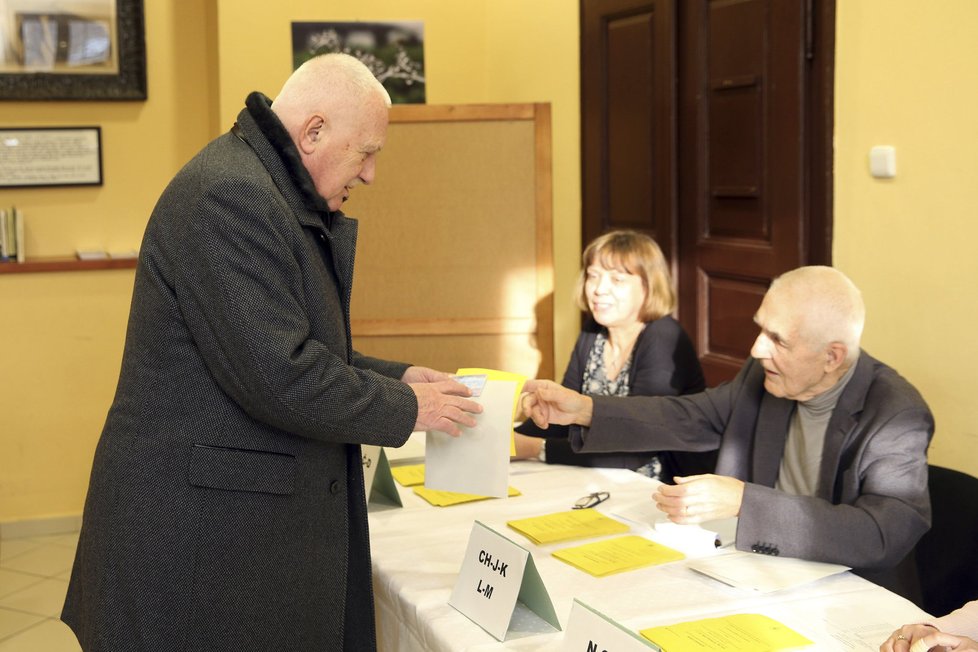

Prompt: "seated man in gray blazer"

[522,266,933,595]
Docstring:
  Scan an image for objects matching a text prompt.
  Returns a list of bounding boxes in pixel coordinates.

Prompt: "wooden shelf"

[0,256,137,274]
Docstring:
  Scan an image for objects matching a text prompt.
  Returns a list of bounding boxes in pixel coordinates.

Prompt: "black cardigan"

[515,316,716,480]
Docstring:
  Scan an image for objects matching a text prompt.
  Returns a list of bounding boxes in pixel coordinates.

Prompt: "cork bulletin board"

[344,104,554,381]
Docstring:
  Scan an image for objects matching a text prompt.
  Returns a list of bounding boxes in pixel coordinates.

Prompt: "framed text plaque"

[0,126,103,188]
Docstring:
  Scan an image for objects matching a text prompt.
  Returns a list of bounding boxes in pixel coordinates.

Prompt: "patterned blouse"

[581,332,632,397]
[581,332,662,480]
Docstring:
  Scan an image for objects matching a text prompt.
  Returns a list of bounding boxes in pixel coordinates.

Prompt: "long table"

[368,459,930,651]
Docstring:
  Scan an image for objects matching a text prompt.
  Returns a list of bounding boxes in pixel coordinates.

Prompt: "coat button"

[330,481,341,495]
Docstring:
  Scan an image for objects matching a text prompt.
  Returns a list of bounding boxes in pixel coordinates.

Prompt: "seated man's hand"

[410,379,482,436]
[653,474,744,524]
[521,380,593,428]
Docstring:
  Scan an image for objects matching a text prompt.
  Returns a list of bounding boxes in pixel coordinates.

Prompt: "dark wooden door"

[581,0,834,386]
[581,0,678,263]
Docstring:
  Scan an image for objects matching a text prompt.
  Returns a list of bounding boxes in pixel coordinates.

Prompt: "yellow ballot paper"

[391,464,425,487]
[640,613,813,651]
[456,367,527,456]
[507,509,630,545]
[414,485,522,507]
[552,535,685,577]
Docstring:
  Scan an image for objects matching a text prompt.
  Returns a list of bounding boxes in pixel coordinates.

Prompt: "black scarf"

[242,91,332,215]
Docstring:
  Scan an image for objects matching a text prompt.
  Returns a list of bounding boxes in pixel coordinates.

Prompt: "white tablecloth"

[369,460,929,651]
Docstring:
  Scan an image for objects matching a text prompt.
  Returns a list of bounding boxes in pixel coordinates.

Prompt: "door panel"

[607,14,654,229]
[702,273,768,361]
[582,0,833,387]
[582,0,677,261]
[678,0,820,386]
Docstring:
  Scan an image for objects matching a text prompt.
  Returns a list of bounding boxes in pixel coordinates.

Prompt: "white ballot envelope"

[424,379,515,498]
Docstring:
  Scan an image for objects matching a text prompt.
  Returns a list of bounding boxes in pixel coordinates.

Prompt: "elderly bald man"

[62,54,481,651]
[523,266,933,595]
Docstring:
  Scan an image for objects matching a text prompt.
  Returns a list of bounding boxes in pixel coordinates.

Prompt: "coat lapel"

[753,392,794,486]
[817,352,872,500]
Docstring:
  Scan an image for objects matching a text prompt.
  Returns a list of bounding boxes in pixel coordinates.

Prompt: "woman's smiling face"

[584,259,647,329]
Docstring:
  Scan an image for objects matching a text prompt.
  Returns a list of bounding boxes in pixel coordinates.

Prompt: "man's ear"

[825,342,847,372]
[298,114,326,154]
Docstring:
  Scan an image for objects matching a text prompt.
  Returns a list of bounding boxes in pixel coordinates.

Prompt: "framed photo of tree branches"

[291,21,425,105]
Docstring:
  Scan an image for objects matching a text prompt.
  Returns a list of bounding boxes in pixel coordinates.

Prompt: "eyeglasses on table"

[573,491,610,509]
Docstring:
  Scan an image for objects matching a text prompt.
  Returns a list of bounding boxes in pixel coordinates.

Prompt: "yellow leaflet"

[640,613,813,652]
[507,509,629,545]
[552,535,685,577]
[414,485,522,507]
[390,464,425,487]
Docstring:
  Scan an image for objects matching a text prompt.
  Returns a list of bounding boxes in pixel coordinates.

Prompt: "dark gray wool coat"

[62,92,418,651]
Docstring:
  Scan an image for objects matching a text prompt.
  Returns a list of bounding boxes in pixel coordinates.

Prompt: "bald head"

[750,266,865,400]
[767,266,865,363]
[272,54,391,134]
[270,54,391,211]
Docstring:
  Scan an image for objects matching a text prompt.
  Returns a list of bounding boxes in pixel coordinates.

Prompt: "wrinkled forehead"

[756,289,804,336]
[333,90,388,136]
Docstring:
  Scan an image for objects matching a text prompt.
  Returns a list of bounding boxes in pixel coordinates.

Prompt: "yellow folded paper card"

[391,464,425,487]
[507,509,630,545]
[640,613,813,651]
[413,485,522,507]
[552,535,685,577]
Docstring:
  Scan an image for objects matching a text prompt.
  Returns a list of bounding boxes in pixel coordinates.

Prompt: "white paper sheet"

[424,380,515,498]
[612,498,738,556]
[688,550,850,593]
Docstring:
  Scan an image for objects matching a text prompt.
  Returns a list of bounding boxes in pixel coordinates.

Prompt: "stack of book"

[0,206,25,263]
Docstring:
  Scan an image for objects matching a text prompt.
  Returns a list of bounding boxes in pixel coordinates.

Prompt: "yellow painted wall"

[2,1,975,523]
[834,0,978,475]
[1,0,580,523]
[0,0,219,521]
[213,0,581,372]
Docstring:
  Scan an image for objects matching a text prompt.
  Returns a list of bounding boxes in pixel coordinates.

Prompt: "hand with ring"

[652,474,745,524]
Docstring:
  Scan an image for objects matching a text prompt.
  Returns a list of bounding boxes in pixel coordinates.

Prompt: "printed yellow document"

[391,464,425,487]
[507,509,630,545]
[640,613,813,651]
[414,485,521,507]
[553,535,685,577]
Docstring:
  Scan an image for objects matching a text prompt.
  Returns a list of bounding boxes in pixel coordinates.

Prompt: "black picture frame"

[0,126,103,187]
[0,0,146,101]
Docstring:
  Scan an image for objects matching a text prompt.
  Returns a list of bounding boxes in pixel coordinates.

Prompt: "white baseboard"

[0,514,82,540]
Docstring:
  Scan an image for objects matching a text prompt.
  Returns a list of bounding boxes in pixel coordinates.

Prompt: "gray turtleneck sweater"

[776,361,858,496]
